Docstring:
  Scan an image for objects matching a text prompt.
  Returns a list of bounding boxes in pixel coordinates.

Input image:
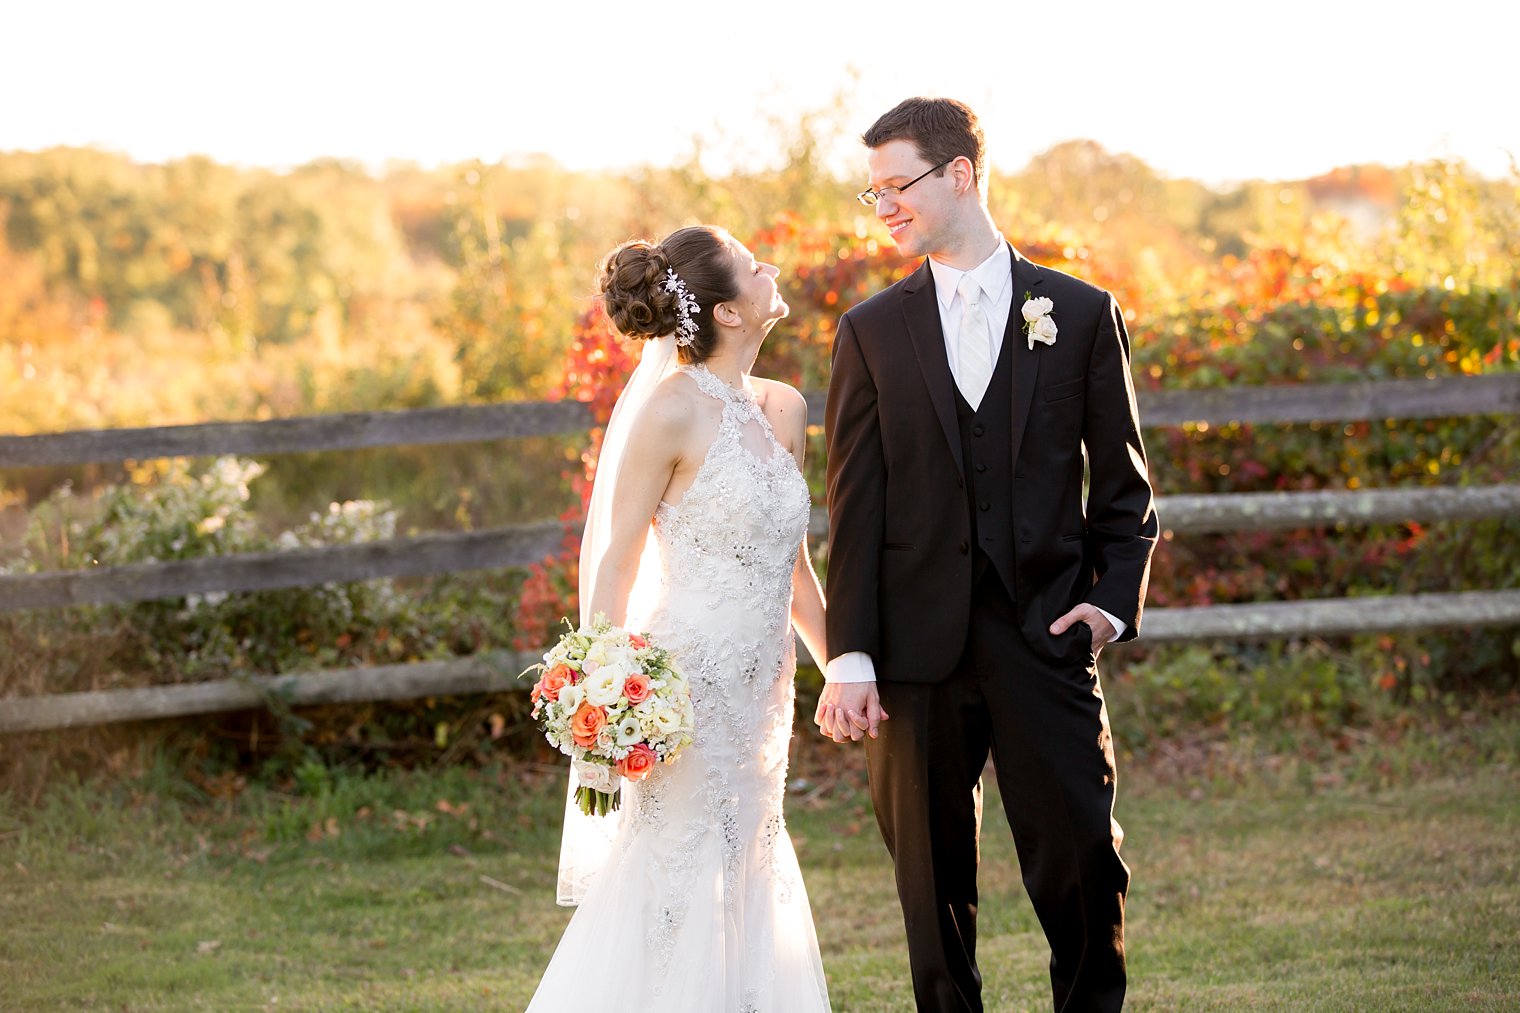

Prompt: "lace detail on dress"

[681,362,774,430]
[646,361,809,920]
[529,362,825,1010]
[653,364,808,688]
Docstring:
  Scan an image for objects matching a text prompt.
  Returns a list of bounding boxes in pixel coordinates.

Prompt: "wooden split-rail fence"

[2,374,1517,734]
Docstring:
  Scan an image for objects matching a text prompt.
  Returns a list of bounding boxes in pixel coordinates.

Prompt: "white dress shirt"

[825,241,1126,684]
[931,241,1016,391]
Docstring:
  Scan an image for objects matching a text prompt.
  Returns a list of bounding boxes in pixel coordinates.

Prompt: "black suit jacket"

[824,245,1158,683]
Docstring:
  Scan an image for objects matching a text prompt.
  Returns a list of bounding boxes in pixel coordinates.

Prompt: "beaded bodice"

[651,364,811,625]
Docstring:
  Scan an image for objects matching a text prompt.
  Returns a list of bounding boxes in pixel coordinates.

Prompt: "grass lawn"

[1,713,1516,1011]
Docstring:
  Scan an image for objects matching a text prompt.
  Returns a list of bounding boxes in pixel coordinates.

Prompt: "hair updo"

[597,225,739,363]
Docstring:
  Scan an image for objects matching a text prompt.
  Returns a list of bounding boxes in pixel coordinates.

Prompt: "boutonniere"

[1021,292,1057,350]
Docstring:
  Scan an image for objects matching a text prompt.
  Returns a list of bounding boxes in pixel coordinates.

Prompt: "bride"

[525,225,832,1010]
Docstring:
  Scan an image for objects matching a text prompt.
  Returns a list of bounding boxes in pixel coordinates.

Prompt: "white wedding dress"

[527,363,830,1012]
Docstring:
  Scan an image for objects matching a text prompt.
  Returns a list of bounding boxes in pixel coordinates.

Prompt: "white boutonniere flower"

[1022,292,1057,350]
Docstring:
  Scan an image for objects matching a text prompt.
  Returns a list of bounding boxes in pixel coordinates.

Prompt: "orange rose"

[539,664,573,702]
[618,743,658,782]
[628,633,648,649]
[622,671,652,705]
[570,702,608,748]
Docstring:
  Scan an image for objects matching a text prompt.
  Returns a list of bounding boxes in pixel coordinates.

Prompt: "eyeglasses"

[856,158,954,206]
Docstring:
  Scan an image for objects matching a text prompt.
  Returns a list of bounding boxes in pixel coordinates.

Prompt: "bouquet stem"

[576,786,621,817]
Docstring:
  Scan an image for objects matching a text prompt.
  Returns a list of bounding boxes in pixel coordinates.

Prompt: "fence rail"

[3,487,1516,614]
[0,401,596,469]
[7,588,1520,734]
[0,522,571,613]
[0,652,536,734]
[4,374,1517,469]
[1154,484,1520,534]
[1139,373,1520,427]
[1142,588,1520,642]
[3,374,1516,734]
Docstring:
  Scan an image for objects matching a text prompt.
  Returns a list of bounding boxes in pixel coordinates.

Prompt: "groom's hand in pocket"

[814,682,888,743]
[1049,603,1117,652]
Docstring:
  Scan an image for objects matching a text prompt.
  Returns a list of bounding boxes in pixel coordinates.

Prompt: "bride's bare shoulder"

[752,376,806,411]
[649,369,708,412]
[631,371,710,439]
[752,376,808,440]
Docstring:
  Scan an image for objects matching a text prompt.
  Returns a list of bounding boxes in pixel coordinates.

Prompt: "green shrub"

[2,456,536,696]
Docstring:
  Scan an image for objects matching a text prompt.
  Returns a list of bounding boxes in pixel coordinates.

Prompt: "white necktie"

[956,274,993,410]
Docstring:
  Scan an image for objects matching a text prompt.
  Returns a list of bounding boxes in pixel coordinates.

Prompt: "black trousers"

[864,569,1129,1013]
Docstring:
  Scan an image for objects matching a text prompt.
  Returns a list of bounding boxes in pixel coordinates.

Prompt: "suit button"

[979,501,990,511]
[972,425,985,437]
[959,540,970,554]
[976,463,987,473]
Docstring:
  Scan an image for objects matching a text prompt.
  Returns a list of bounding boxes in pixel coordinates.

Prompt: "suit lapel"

[901,261,964,474]
[1006,245,1044,472]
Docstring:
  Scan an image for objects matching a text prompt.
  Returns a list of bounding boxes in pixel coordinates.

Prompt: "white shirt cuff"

[824,651,877,684]
[1095,607,1127,641]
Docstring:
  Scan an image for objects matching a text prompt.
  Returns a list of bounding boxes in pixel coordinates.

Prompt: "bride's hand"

[814,682,888,743]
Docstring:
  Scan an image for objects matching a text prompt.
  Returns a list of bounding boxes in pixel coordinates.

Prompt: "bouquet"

[525,615,695,816]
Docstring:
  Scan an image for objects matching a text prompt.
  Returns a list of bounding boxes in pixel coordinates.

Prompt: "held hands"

[814,682,888,744]
[1049,603,1117,652]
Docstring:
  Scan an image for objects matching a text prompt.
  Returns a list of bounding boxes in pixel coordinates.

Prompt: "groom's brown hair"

[863,97,986,189]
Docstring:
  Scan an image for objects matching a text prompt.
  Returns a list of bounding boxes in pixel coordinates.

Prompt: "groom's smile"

[864,139,959,260]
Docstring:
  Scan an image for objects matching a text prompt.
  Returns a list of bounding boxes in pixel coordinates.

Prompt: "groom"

[817,97,1158,1012]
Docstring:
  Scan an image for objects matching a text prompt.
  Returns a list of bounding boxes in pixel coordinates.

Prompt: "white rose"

[583,664,627,707]
[573,759,620,793]
[1022,296,1054,322]
[1029,314,1058,347]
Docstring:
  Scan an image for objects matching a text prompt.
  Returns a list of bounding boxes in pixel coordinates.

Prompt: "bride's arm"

[585,391,689,627]
[773,382,828,666]
[791,540,827,670]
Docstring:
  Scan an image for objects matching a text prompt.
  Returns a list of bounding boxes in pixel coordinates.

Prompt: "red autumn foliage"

[512,211,1518,688]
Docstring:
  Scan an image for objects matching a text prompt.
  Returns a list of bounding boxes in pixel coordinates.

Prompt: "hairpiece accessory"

[661,268,701,347]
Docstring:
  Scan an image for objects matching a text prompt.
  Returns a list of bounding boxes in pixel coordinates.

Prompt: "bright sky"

[5,0,1515,187]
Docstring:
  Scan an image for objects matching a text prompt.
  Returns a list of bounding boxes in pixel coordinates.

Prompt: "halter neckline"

[682,362,756,407]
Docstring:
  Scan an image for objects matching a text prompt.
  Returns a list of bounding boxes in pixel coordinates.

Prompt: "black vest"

[953,331,1017,597]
